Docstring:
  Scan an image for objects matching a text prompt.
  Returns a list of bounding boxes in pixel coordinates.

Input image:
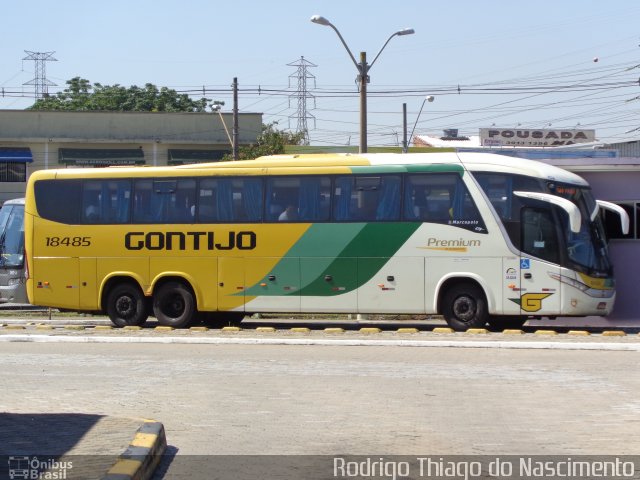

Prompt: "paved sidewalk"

[0,413,165,480]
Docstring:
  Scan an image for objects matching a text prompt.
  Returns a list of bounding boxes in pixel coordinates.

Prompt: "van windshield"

[0,204,25,268]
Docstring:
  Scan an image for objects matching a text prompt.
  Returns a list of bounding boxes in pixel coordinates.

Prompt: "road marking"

[1,334,639,351]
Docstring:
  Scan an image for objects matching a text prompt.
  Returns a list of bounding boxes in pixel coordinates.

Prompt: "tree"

[29,77,210,112]
[226,122,305,160]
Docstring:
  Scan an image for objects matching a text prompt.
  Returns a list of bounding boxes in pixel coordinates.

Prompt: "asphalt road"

[1,339,639,478]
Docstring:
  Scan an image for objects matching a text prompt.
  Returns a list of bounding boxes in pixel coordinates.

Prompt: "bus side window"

[298,177,330,222]
[241,178,263,222]
[34,179,82,224]
[403,173,485,231]
[266,177,300,222]
[333,175,399,222]
[82,183,101,223]
[132,180,154,223]
[197,179,218,222]
[375,176,401,221]
[403,173,452,222]
[167,179,196,223]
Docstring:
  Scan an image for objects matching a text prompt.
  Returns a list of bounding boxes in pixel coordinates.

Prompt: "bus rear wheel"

[442,283,488,331]
[106,283,148,327]
[153,281,195,328]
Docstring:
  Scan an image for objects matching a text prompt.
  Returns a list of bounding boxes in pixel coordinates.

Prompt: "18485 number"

[45,236,91,247]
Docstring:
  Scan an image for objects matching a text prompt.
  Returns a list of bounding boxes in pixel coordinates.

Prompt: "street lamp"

[405,95,435,153]
[210,101,233,151]
[311,15,414,153]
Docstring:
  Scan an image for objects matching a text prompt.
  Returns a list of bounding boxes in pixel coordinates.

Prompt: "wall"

[580,170,640,320]
[0,110,263,203]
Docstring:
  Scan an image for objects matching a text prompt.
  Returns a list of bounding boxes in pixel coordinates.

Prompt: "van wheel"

[106,284,148,327]
[153,281,195,328]
[442,283,488,331]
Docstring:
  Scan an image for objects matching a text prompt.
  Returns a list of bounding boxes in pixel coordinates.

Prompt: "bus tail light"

[24,250,30,280]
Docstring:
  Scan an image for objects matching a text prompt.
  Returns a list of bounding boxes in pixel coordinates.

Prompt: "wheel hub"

[116,296,134,317]
[453,296,476,322]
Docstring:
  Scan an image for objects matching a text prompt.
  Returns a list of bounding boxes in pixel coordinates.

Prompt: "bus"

[23,152,629,330]
[0,198,27,304]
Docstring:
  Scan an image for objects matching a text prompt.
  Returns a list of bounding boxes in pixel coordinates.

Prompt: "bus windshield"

[0,202,25,268]
[475,172,612,275]
[549,184,611,275]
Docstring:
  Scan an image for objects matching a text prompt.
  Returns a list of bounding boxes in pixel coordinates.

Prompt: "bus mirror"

[596,200,630,235]
[514,191,582,233]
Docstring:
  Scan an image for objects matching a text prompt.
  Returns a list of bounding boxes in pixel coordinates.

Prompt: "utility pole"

[232,77,239,160]
[288,56,317,145]
[402,103,408,153]
[311,15,414,154]
[22,51,57,99]
[358,52,368,153]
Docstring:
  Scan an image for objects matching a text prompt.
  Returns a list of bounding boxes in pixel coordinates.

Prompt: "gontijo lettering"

[124,231,256,251]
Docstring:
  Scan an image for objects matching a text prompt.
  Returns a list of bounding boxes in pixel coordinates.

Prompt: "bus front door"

[519,207,562,316]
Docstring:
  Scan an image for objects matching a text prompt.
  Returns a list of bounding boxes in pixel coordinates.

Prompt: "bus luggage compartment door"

[217,257,245,312]
[33,257,80,309]
[300,257,358,312]
[243,257,300,312]
[357,257,425,313]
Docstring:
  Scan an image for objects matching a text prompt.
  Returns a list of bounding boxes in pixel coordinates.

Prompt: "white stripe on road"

[1,334,639,351]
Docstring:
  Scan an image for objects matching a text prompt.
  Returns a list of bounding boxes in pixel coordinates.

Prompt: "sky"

[3,1,640,147]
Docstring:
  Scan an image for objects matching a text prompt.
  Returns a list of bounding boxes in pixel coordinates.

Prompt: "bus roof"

[28,152,589,187]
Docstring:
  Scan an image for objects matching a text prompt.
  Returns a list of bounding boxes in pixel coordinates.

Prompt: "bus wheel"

[442,283,488,331]
[153,281,195,328]
[487,316,526,331]
[106,284,148,327]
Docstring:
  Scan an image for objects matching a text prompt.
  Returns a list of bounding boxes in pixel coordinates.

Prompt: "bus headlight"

[548,272,614,298]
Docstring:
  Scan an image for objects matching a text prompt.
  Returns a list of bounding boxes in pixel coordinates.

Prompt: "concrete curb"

[1,333,640,351]
[103,421,166,480]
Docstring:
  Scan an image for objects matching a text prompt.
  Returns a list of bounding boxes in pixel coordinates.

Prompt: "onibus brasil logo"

[7,456,72,479]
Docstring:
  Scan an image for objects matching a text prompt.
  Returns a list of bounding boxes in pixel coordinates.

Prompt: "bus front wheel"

[106,283,148,327]
[153,281,195,328]
[442,283,488,331]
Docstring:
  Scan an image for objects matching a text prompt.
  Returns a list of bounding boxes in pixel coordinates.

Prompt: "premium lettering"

[426,237,481,248]
[124,231,256,251]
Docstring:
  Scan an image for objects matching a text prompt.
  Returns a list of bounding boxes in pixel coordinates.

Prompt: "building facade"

[0,110,263,202]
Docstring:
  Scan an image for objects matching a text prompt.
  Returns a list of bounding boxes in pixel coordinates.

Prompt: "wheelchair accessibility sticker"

[520,258,530,269]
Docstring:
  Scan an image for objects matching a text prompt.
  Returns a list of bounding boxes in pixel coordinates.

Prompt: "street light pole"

[311,15,414,153]
[406,95,435,152]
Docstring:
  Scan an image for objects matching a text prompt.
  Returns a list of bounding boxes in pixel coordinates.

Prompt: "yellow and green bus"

[24,152,628,330]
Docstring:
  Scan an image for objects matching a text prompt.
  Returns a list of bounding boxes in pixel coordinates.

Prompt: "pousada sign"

[480,128,596,147]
